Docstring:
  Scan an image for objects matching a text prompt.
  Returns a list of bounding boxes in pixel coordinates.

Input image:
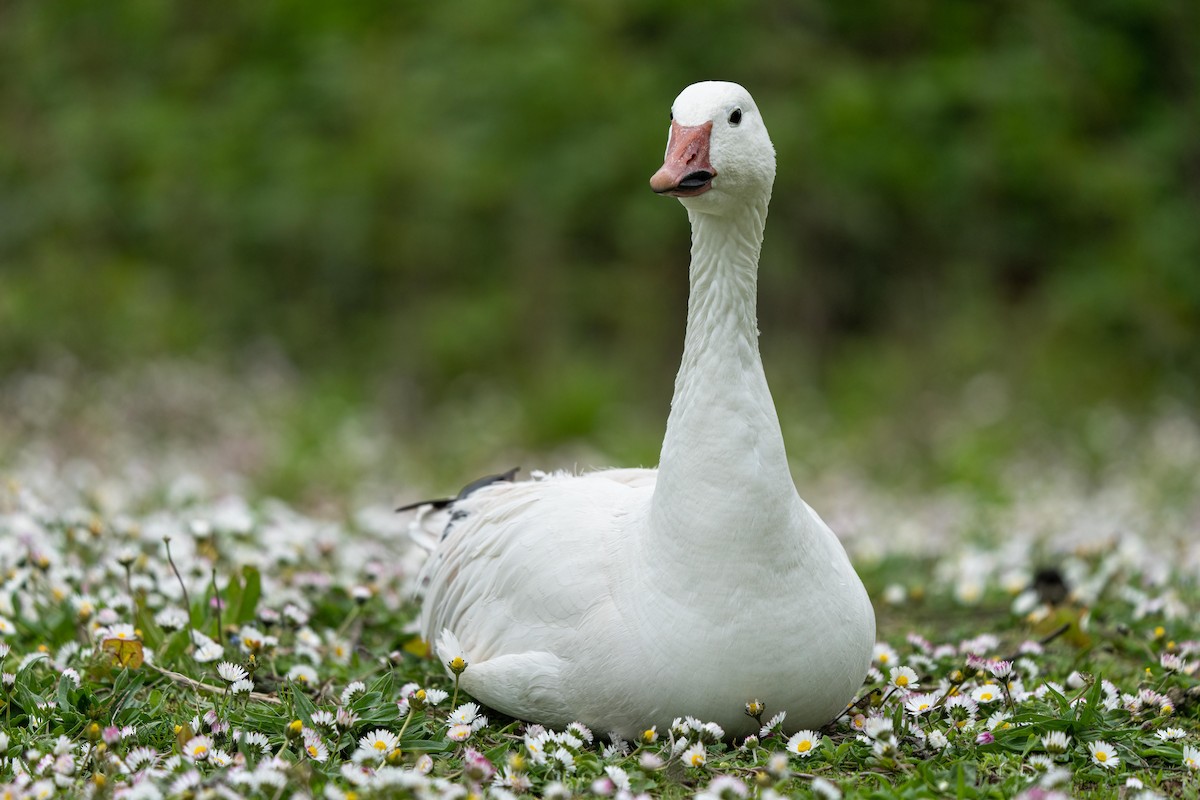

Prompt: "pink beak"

[650,120,716,197]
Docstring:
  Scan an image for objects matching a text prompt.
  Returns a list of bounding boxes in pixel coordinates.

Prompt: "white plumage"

[412,81,875,738]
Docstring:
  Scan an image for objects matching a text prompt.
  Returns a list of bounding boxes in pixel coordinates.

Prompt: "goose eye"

[669,110,674,121]
[728,108,742,126]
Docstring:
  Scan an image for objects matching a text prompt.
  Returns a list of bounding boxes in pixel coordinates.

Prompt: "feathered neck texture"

[649,197,799,562]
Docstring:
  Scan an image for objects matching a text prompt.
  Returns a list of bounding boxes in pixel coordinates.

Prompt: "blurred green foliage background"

[2,0,1198,490]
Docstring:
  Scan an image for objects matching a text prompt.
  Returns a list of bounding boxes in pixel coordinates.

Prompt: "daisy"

[604,765,630,792]
[1184,745,1200,771]
[424,688,448,706]
[553,747,577,773]
[905,695,934,716]
[786,730,821,757]
[447,724,472,741]
[701,776,747,799]
[447,702,481,727]
[872,643,899,667]
[303,729,328,762]
[889,666,920,691]
[194,641,224,663]
[230,678,253,694]
[524,733,550,765]
[681,742,707,768]
[759,710,787,737]
[1087,740,1119,769]
[568,722,594,744]
[340,681,366,705]
[1027,755,1054,771]
[1156,727,1186,740]
[811,777,842,800]
[286,664,318,685]
[183,735,213,762]
[988,660,1013,679]
[862,716,894,740]
[1161,653,1191,673]
[971,684,1000,704]
[1042,731,1071,753]
[353,729,399,763]
[640,726,658,744]
[101,623,138,642]
[217,662,248,683]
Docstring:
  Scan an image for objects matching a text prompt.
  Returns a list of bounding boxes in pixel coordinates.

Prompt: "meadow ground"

[1,361,1198,799]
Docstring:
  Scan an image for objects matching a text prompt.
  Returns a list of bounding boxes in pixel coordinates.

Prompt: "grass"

[0,363,1198,798]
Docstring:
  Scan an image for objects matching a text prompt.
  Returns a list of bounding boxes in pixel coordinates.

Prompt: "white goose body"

[417,82,875,738]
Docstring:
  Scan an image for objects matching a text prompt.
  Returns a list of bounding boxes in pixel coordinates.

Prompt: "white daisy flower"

[1183,744,1200,771]
[927,730,950,750]
[154,607,188,631]
[786,730,821,757]
[1087,740,1119,769]
[759,710,787,737]
[681,742,706,768]
[286,664,318,685]
[448,702,480,727]
[183,735,212,762]
[567,721,594,743]
[1027,754,1054,771]
[811,777,842,800]
[447,724,472,741]
[553,747,576,773]
[230,678,253,694]
[424,688,448,706]
[1041,731,1071,753]
[872,643,899,667]
[905,694,935,716]
[524,733,549,765]
[862,716,894,740]
[971,684,1000,704]
[889,666,920,691]
[353,729,399,763]
[217,662,248,683]
[437,629,469,675]
[1156,727,1186,741]
[194,641,224,663]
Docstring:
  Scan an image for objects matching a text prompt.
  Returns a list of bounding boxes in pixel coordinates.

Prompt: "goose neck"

[648,200,797,556]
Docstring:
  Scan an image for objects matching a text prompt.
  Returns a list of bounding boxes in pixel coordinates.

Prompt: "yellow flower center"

[690,753,704,766]
[896,675,909,687]
[193,745,208,757]
[1096,751,1107,762]
[796,740,812,753]
[374,740,388,750]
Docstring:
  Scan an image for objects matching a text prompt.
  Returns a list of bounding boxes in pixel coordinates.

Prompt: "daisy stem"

[163,537,195,653]
[334,604,361,639]
[452,673,460,708]
[211,568,224,646]
[397,709,415,743]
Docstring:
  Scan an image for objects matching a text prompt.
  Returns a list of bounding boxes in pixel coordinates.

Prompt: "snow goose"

[412,81,875,738]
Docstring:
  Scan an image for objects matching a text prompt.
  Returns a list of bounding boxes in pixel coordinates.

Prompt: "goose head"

[649,81,776,216]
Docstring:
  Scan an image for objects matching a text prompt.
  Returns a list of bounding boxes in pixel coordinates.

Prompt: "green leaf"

[236,566,262,624]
